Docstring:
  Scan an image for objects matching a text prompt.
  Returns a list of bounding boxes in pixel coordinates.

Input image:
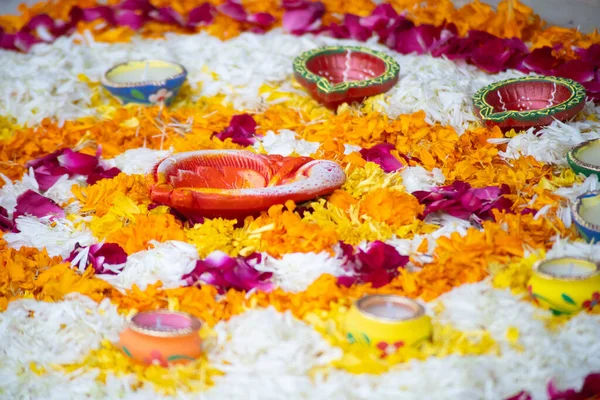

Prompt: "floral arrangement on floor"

[1,0,600,399]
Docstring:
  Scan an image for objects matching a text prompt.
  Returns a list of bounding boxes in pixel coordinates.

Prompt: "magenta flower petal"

[283,1,325,34]
[217,1,247,22]
[25,14,55,31]
[393,24,441,55]
[555,59,596,82]
[248,12,275,27]
[67,242,127,274]
[116,10,147,30]
[522,46,561,74]
[183,251,273,293]
[58,149,98,175]
[119,0,155,13]
[504,391,532,400]
[14,190,64,220]
[359,143,404,173]
[86,166,121,185]
[0,206,14,232]
[343,14,371,41]
[149,7,185,26]
[471,39,515,74]
[82,6,116,23]
[213,114,258,146]
[13,31,39,52]
[188,3,215,26]
[338,241,408,288]
[360,4,397,31]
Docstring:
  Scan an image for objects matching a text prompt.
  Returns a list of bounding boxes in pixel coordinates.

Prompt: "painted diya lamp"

[101,60,187,106]
[344,295,432,356]
[567,139,600,179]
[150,150,346,220]
[119,310,203,366]
[293,46,400,110]
[473,76,586,132]
[572,190,600,243]
[527,257,600,315]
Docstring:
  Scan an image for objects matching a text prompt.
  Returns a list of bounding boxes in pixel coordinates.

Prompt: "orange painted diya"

[119,311,203,366]
[150,150,346,219]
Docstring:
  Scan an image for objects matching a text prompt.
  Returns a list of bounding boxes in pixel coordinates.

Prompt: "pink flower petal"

[393,24,441,55]
[217,1,248,22]
[188,3,215,26]
[119,0,155,13]
[343,14,371,41]
[283,1,325,34]
[522,47,561,74]
[58,149,98,175]
[360,4,397,31]
[14,190,64,220]
[0,206,14,232]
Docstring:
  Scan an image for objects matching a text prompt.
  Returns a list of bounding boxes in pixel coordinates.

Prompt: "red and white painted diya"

[473,76,586,132]
[293,46,400,110]
[150,150,346,219]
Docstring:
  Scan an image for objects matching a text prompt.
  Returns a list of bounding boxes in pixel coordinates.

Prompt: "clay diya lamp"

[567,139,600,179]
[150,150,346,220]
[572,190,600,243]
[102,60,187,106]
[527,257,600,315]
[119,310,203,366]
[344,295,432,354]
[293,46,400,110]
[473,76,586,132]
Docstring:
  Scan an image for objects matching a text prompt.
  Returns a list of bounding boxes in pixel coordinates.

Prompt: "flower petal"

[14,190,64,220]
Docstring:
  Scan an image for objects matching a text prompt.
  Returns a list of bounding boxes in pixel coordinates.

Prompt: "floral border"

[292,46,400,95]
[472,76,586,123]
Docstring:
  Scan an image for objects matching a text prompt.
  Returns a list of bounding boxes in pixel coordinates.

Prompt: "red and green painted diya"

[473,76,587,132]
[293,46,400,110]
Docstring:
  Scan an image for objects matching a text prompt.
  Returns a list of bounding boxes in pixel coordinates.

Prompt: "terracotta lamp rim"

[472,75,586,124]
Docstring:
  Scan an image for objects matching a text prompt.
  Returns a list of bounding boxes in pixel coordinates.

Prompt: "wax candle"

[537,258,598,278]
[574,140,600,167]
[579,194,600,227]
[361,300,416,320]
[107,65,182,83]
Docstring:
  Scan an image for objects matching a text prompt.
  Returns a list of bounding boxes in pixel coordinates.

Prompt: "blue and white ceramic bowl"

[572,190,600,243]
[101,60,187,106]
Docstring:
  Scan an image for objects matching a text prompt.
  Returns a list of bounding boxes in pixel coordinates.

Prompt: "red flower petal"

[14,190,65,220]
[213,114,258,146]
[188,3,215,26]
[522,47,561,74]
[393,24,442,55]
[119,0,155,13]
[360,4,397,31]
[0,206,14,232]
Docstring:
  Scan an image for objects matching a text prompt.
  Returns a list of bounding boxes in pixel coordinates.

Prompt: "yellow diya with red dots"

[344,295,432,354]
[527,257,600,315]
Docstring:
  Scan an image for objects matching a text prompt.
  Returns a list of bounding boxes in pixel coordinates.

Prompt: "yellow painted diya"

[119,310,203,366]
[344,295,432,354]
[527,257,600,315]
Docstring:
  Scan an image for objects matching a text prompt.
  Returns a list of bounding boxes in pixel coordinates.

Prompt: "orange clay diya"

[119,310,203,366]
[150,150,346,219]
[293,46,400,110]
